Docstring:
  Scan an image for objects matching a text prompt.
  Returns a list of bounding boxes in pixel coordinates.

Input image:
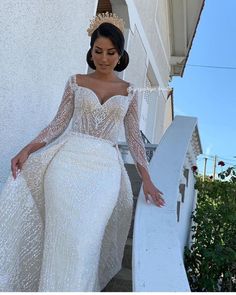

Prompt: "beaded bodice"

[31,74,149,172]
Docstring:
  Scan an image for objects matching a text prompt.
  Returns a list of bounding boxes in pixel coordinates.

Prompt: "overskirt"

[0,132,133,291]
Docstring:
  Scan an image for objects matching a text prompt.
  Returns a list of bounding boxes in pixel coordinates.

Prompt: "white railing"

[132,115,202,292]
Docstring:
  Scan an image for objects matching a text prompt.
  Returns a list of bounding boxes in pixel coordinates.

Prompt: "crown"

[87,12,125,36]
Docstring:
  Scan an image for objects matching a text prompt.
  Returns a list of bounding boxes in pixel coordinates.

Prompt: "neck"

[91,70,117,81]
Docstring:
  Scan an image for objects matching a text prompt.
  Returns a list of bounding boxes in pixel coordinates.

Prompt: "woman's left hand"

[142,178,165,207]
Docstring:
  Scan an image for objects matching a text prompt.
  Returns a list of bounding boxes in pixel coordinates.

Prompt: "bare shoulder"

[116,78,131,88]
[114,79,132,96]
[75,73,88,84]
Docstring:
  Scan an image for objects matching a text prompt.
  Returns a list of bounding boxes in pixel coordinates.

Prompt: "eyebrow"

[95,46,116,50]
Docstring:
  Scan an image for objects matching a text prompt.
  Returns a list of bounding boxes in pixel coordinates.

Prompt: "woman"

[0,13,165,292]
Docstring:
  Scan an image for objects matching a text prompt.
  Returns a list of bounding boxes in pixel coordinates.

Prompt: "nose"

[101,52,108,62]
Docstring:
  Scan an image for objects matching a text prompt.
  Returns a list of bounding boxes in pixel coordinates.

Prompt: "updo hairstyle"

[86,22,129,72]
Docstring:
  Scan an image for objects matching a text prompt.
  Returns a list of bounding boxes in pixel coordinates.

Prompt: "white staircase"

[132,115,202,292]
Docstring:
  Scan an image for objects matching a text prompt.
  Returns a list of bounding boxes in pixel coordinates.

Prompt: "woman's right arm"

[11,142,45,179]
[29,76,75,146]
[11,76,75,179]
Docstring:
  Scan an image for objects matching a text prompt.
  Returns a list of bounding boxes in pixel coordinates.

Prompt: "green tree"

[184,172,236,292]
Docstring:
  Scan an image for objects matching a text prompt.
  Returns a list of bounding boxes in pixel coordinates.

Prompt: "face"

[91,36,120,73]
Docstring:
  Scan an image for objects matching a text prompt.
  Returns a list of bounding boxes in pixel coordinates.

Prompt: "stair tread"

[126,237,133,246]
[115,267,132,281]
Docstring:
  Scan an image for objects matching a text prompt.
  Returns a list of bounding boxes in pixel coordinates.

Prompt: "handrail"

[140,130,151,144]
[118,142,158,163]
[132,115,202,292]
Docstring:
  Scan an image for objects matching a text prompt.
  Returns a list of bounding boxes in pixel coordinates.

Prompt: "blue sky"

[170,0,236,176]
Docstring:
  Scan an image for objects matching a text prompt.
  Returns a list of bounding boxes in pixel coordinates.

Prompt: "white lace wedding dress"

[0,74,149,291]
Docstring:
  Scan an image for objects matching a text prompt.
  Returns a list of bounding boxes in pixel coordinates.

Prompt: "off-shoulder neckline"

[71,74,135,106]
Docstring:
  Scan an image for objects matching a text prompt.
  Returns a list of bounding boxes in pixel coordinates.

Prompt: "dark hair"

[86,22,129,72]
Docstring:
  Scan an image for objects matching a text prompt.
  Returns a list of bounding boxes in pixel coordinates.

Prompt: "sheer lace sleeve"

[30,76,74,145]
[124,88,149,174]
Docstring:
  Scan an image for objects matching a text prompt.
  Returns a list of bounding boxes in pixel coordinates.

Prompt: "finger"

[13,161,21,180]
[11,160,17,179]
[159,196,165,204]
[14,165,19,179]
[145,194,151,204]
[158,198,165,206]
[157,195,165,203]
[12,164,18,179]
[156,200,164,207]
[156,190,165,201]
[18,161,23,170]
[154,196,165,207]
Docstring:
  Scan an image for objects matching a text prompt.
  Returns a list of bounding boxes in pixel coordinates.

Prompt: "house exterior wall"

[163,95,174,132]
[156,0,171,60]
[126,0,173,143]
[134,0,170,85]
[118,25,148,164]
[0,0,97,189]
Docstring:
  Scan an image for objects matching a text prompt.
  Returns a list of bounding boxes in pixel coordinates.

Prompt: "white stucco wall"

[0,0,97,189]
[134,0,170,84]
[126,26,148,127]
[119,25,148,143]
[164,95,173,131]
[125,0,172,144]
[145,90,159,143]
[156,0,171,60]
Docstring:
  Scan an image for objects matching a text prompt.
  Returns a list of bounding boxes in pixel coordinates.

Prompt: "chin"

[97,67,113,73]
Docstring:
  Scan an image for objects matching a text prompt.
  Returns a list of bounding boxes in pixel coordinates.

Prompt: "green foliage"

[184,177,236,292]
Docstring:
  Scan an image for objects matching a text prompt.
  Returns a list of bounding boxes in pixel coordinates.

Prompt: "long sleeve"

[124,88,149,174]
[30,76,75,145]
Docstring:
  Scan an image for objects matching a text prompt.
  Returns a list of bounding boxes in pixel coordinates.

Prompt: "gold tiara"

[87,12,125,36]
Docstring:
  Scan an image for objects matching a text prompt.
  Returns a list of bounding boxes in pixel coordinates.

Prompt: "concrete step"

[124,163,142,196]
[102,268,132,292]
[102,186,138,291]
[128,217,134,239]
[122,238,132,269]
[128,196,138,239]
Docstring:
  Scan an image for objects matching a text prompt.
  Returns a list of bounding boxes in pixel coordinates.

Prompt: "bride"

[0,13,165,292]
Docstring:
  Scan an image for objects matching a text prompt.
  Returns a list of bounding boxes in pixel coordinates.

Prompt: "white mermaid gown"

[0,74,149,291]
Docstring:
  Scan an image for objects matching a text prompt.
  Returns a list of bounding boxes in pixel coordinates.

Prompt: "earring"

[117,59,120,64]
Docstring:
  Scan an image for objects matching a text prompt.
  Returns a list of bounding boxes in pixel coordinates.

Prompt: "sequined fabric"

[0,74,149,291]
[31,74,149,173]
[39,135,122,291]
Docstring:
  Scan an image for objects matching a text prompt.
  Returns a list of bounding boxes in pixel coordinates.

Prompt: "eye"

[94,49,116,55]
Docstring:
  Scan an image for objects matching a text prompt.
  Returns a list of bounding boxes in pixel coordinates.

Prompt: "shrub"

[184,176,236,291]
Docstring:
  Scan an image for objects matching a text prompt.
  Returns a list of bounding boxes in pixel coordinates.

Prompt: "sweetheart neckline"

[72,75,133,107]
